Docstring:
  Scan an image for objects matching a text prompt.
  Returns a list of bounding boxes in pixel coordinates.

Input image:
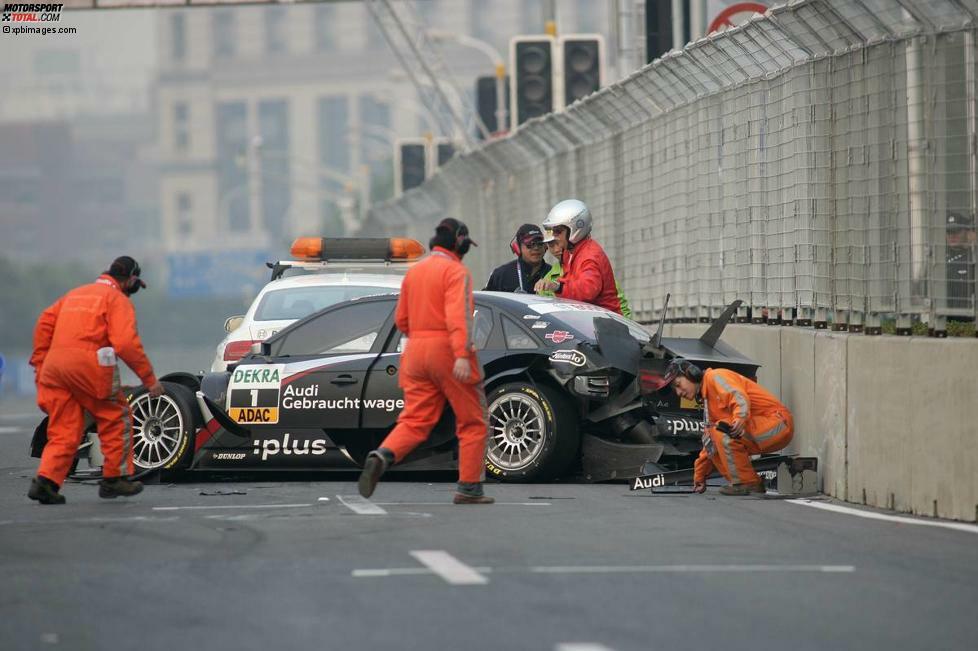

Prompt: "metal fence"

[366,0,978,332]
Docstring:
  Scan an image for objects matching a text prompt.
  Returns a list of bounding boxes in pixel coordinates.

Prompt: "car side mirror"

[224,315,245,333]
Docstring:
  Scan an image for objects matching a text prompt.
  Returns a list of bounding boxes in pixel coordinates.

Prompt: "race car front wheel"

[128,381,197,475]
[484,381,579,482]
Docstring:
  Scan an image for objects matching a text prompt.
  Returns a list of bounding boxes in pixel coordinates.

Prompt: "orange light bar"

[289,237,425,262]
[389,238,424,260]
[290,237,324,261]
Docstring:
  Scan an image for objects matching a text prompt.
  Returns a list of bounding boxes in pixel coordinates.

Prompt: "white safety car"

[210,236,424,372]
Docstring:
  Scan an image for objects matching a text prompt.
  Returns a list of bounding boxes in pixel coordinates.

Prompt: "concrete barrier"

[812,333,848,500]
[656,323,977,522]
[847,337,978,522]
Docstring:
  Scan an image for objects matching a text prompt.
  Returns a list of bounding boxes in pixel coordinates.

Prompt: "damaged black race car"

[37,293,759,482]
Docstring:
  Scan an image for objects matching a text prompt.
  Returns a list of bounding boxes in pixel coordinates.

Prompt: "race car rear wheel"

[484,381,579,482]
[128,381,196,474]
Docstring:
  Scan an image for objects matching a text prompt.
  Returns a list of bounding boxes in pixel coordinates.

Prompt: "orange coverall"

[693,368,793,487]
[379,246,488,483]
[31,275,157,486]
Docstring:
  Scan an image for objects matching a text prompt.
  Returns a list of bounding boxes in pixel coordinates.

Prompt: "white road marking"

[0,426,23,434]
[152,503,312,511]
[40,633,59,644]
[337,494,388,515]
[352,563,853,578]
[353,568,474,578]
[0,516,179,527]
[529,564,854,574]
[410,550,489,585]
[556,644,616,651]
[318,497,330,502]
[373,502,550,507]
[0,412,42,421]
[203,514,260,521]
[788,499,978,534]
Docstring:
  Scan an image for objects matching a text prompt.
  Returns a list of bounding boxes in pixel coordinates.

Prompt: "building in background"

[0,10,156,122]
[0,9,159,270]
[155,0,609,298]
[0,116,159,271]
[0,1,609,296]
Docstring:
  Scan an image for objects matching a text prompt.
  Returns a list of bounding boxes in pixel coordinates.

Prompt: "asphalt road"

[1,398,976,651]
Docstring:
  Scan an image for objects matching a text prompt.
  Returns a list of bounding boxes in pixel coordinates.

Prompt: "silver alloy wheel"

[130,393,185,470]
[486,392,546,470]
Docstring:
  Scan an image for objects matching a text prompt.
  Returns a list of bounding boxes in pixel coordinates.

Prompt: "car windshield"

[254,285,393,321]
[526,303,651,344]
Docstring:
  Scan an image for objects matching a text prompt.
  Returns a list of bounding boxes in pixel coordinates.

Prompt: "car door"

[360,305,496,440]
[262,297,396,431]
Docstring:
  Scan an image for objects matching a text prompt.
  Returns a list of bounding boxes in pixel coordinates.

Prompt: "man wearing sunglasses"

[483,223,551,294]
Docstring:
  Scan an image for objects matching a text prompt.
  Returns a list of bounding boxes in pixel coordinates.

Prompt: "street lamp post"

[246,139,366,227]
[217,183,251,235]
[373,84,444,136]
[427,30,508,135]
[356,123,399,146]
[251,168,359,237]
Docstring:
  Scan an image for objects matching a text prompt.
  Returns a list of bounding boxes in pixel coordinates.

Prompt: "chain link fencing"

[366,0,978,333]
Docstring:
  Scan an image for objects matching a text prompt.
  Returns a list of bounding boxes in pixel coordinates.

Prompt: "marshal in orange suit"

[358,219,494,505]
[666,358,793,496]
[28,256,163,505]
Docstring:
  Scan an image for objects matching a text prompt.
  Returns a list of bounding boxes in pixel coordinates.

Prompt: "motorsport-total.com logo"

[2,3,63,22]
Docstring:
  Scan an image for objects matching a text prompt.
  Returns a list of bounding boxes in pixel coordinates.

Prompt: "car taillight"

[224,340,259,362]
[639,370,668,394]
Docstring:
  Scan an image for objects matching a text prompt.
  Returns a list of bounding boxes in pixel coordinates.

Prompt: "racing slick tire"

[127,381,198,477]
[484,381,579,482]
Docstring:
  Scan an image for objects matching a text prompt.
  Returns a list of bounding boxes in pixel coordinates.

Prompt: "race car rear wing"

[649,293,744,354]
[638,295,760,393]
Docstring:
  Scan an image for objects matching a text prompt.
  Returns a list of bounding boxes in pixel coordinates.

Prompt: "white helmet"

[542,199,592,245]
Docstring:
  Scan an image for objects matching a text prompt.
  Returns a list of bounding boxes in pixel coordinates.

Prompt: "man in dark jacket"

[484,224,551,293]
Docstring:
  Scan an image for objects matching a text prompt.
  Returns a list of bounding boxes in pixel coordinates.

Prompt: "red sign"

[545,331,574,344]
[707,2,768,35]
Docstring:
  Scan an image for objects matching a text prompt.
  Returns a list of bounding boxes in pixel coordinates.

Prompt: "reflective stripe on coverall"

[31,275,157,486]
[693,368,794,486]
[378,246,489,483]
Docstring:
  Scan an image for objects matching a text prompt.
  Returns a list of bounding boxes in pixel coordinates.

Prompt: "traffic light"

[434,138,456,167]
[558,34,604,108]
[394,138,427,196]
[394,138,460,195]
[509,36,556,127]
[475,75,510,138]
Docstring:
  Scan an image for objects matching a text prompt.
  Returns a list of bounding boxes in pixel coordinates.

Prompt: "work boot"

[453,493,495,505]
[28,476,66,505]
[453,481,494,505]
[98,477,144,499]
[719,481,766,496]
[358,448,394,498]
